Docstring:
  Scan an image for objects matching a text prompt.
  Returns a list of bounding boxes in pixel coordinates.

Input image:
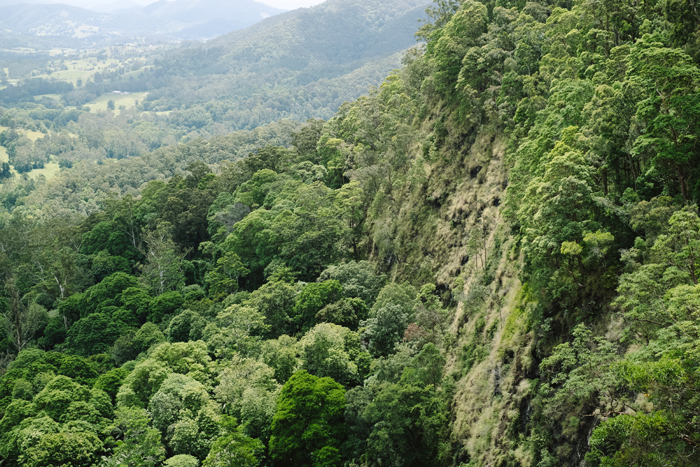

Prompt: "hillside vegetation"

[142,0,430,128]
[0,0,700,466]
[0,0,429,182]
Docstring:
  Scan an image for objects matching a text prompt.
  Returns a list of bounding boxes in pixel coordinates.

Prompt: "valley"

[0,0,700,466]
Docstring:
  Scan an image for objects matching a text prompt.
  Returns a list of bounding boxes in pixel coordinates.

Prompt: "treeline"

[0,101,302,178]
[0,78,74,106]
[0,119,300,216]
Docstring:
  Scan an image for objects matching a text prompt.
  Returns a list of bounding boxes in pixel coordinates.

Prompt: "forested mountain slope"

[1,0,700,466]
[0,2,114,43]
[111,0,285,39]
[0,0,431,140]
[141,0,430,129]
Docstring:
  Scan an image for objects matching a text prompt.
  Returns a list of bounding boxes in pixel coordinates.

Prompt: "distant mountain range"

[0,0,284,42]
[0,0,431,132]
[157,0,429,78]
[136,0,430,129]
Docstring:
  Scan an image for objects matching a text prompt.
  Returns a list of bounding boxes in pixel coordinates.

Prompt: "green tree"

[167,310,207,343]
[318,260,385,307]
[2,277,48,352]
[149,373,221,460]
[132,321,166,354]
[414,284,451,343]
[203,305,269,358]
[203,416,264,467]
[244,279,296,338]
[427,0,488,99]
[105,406,165,467]
[116,341,213,409]
[94,367,129,402]
[262,334,299,384]
[149,291,185,323]
[165,455,200,467]
[139,224,187,295]
[234,169,278,208]
[629,36,700,201]
[292,280,343,334]
[224,209,278,284]
[279,183,350,280]
[363,380,449,467]
[346,344,449,466]
[20,431,103,467]
[205,252,249,299]
[315,297,368,330]
[269,370,346,467]
[298,323,359,386]
[214,356,279,441]
[362,304,411,357]
[90,249,131,283]
[83,272,140,316]
[415,0,461,42]
[616,206,700,340]
[371,282,416,316]
[66,313,125,356]
[516,125,615,318]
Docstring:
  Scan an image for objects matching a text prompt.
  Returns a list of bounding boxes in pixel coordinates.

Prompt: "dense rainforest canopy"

[1,0,700,466]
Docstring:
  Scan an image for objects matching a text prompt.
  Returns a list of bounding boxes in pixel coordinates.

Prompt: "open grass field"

[0,126,46,142]
[34,94,61,102]
[37,57,125,85]
[24,129,46,141]
[87,92,148,113]
[0,153,60,182]
[48,48,76,56]
[120,65,153,81]
[26,160,60,180]
[0,127,60,181]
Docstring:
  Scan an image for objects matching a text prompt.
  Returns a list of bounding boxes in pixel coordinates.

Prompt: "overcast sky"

[32,0,329,11]
[258,0,326,9]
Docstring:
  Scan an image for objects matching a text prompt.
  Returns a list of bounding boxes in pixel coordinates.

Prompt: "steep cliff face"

[375,125,539,466]
[322,69,538,463]
[323,0,700,464]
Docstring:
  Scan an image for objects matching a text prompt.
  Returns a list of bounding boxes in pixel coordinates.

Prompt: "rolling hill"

[0,0,284,42]
[141,0,430,129]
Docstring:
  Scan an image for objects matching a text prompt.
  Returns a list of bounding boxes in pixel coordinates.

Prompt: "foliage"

[292,280,343,334]
[104,406,165,467]
[298,323,360,387]
[203,416,263,467]
[269,370,346,467]
[2,0,700,465]
[20,431,103,467]
[214,356,279,442]
[318,261,386,307]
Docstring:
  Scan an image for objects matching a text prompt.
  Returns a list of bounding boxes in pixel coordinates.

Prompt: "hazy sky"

[38,0,329,11]
[258,0,326,9]
[42,0,325,10]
